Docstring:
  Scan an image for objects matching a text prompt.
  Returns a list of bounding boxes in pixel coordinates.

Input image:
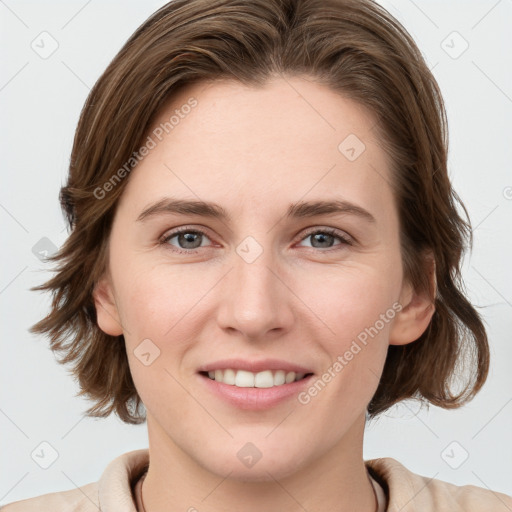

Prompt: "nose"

[216,245,295,341]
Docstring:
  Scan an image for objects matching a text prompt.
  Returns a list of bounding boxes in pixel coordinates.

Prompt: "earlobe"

[389,256,436,346]
[92,275,124,336]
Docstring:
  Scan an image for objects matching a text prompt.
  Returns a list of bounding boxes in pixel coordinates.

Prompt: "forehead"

[118,76,395,221]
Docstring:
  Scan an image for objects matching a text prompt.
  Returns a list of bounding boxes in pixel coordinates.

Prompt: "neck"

[141,413,376,512]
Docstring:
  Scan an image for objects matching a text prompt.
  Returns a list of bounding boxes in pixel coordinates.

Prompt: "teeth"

[236,370,255,387]
[205,369,309,387]
[223,368,236,385]
[274,370,286,386]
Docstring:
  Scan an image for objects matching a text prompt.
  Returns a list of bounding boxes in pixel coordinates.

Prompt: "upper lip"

[198,358,314,374]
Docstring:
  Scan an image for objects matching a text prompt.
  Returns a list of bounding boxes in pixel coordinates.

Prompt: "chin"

[192,438,310,482]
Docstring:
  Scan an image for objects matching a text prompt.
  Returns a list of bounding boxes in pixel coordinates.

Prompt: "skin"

[94,75,435,511]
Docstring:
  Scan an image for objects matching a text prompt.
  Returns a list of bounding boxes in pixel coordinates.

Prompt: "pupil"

[312,233,333,248]
[180,232,201,248]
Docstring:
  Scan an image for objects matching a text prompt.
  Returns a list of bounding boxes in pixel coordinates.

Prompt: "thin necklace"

[139,470,379,512]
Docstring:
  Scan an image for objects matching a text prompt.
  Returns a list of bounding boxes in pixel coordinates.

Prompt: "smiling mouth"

[199,369,314,388]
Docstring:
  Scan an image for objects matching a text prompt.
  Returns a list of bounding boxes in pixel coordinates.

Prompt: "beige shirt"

[131,465,388,512]
[2,449,511,511]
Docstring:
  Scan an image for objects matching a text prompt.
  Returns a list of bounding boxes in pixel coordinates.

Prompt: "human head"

[31,0,489,427]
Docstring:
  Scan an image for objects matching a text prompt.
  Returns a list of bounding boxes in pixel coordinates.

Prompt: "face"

[94,76,433,481]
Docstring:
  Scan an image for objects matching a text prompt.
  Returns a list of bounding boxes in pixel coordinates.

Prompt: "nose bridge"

[217,238,292,338]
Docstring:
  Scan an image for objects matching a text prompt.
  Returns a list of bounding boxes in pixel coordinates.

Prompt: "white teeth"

[205,369,309,387]
[274,370,286,386]
[254,370,273,388]
[223,368,236,385]
[235,370,255,387]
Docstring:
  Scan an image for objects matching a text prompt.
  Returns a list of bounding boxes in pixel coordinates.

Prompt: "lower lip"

[198,373,314,410]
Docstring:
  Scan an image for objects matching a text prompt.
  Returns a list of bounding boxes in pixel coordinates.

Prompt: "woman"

[3,0,511,510]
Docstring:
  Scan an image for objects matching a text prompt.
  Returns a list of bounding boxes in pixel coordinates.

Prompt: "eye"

[160,227,212,254]
[160,226,353,255]
[297,228,353,250]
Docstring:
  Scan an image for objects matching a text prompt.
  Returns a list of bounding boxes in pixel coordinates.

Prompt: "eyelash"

[159,226,353,255]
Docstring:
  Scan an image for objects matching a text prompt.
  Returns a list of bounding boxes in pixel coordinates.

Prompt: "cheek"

[115,266,201,412]
[114,260,204,339]
[295,277,395,433]
[293,265,399,407]
[297,264,401,344]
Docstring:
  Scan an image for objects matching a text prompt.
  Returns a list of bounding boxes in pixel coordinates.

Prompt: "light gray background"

[1,0,511,504]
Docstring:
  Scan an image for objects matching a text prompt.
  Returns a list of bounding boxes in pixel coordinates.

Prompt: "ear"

[92,273,124,336]
[389,252,436,346]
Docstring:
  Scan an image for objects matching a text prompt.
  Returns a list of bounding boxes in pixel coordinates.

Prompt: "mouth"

[196,358,315,409]
[199,369,314,388]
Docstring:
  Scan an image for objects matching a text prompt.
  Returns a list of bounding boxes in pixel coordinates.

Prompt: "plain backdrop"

[1,0,511,505]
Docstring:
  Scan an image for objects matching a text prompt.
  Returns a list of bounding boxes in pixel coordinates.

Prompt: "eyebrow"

[136,197,376,224]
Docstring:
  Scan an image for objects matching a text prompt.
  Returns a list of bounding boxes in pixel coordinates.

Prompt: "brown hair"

[31,0,489,423]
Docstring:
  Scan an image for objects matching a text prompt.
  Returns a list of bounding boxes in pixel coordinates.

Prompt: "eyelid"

[160,224,354,254]
[159,225,214,246]
[296,226,354,246]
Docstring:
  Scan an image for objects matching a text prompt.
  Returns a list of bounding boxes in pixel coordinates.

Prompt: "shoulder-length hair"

[31,0,489,424]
